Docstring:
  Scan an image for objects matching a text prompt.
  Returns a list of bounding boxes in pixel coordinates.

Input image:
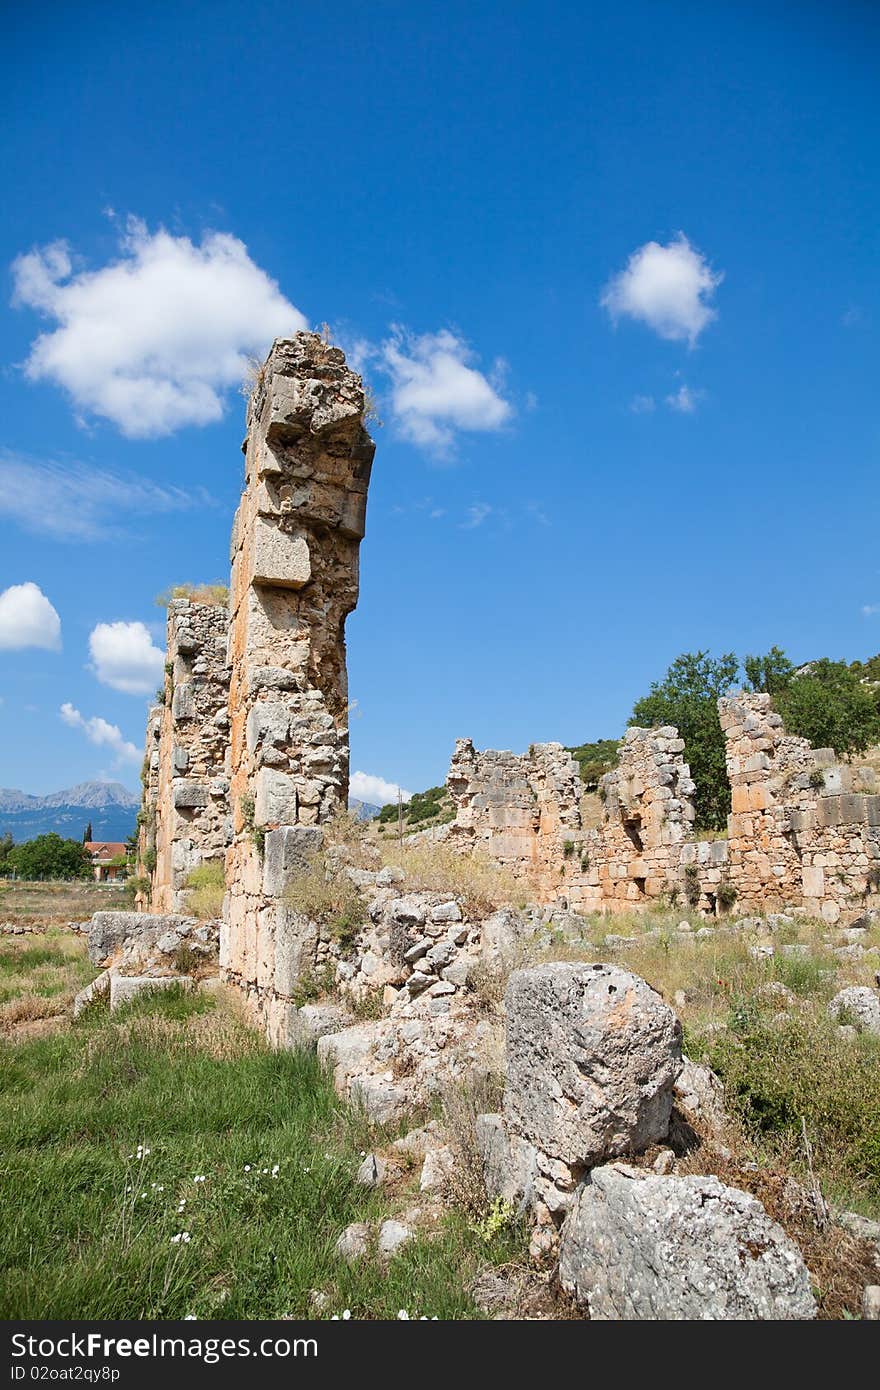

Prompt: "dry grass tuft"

[183,862,225,920]
[441,1074,505,1217]
[379,842,533,915]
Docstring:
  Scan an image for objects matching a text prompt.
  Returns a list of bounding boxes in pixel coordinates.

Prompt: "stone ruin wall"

[446,739,583,901]
[448,693,880,922]
[720,692,880,922]
[221,335,374,1038]
[135,598,230,913]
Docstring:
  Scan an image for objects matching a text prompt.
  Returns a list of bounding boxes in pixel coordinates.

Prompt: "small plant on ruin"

[284,852,366,952]
[291,965,336,1007]
[809,768,826,791]
[155,687,166,705]
[173,942,199,975]
[142,848,157,876]
[239,794,264,853]
[563,840,575,859]
[469,1196,517,1244]
[184,862,225,920]
[684,862,701,906]
[580,850,590,872]
[155,582,230,608]
[717,879,738,913]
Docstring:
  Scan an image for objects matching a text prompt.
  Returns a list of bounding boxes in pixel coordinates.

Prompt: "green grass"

[0,950,521,1319]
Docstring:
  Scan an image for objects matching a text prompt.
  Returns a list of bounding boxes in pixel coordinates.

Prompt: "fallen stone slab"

[559,1164,816,1320]
[109,975,194,1012]
[87,912,197,966]
[827,986,880,1035]
[72,968,114,1018]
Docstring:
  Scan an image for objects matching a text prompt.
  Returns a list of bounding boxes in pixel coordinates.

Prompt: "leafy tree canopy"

[744,652,880,758]
[7,834,93,881]
[630,650,739,831]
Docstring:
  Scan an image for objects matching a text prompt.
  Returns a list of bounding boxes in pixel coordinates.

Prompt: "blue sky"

[0,0,877,800]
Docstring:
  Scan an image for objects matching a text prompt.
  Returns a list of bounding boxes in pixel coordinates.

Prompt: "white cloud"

[379,327,512,453]
[862,604,880,617]
[665,383,704,413]
[601,234,722,346]
[629,394,656,414]
[12,217,307,437]
[461,502,493,529]
[0,450,208,541]
[0,582,61,651]
[89,620,164,694]
[60,702,140,766]
[350,771,411,806]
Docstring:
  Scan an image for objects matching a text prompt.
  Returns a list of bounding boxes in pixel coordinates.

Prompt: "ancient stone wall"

[134,705,163,909]
[221,334,374,1032]
[720,691,880,922]
[446,739,583,899]
[446,695,880,921]
[141,598,231,913]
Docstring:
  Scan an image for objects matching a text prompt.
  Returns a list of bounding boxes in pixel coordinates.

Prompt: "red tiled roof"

[85,842,127,858]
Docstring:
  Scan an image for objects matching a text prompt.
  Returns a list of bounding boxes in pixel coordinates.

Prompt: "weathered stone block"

[172,781,208,810]
[254,768,298,825]
[558,1165,815,1320]
[503,962,682,1166]
[262,825,324,897]
[251,516,311,589]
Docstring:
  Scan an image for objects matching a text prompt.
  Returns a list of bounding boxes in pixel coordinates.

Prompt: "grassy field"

[0,931,524,1320]
[0,877,130,925]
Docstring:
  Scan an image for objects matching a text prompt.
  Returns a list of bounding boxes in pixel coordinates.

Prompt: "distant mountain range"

[0,781,381,844]
[0,782,140,844]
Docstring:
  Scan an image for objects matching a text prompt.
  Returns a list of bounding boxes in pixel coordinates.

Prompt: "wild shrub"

[183,862,225,921]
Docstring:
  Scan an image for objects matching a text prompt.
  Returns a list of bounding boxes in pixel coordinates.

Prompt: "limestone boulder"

[559,1164,816,1320]
[87,912,196,967]
[503,962,682,1166]
[827,986,880,1035]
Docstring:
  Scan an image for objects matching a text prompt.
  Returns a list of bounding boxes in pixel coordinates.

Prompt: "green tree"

[0,833,14,870]
[743,645,795,696]
[777,659,880,757]
[8,834,93,881]
[566,738,620,788]
[630,650,739,831]
[746,648,880,757]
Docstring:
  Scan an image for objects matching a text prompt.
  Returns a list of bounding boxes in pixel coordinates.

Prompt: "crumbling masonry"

[222,336,374,1034]
[135,597,230,912]
[135,333,878,1034]
[135,333,374,1033]
[447,694,880,923]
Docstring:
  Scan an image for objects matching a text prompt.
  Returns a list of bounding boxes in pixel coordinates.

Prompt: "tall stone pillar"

[151,598,231,912]
[222,334,375,1021]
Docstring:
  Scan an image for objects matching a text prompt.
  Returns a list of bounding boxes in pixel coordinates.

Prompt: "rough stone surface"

[503,962,682,1166]
[827,986,880,1035]
[222,334,375,1026]
[136,598,230,912]
[377,1221,414,1258]
[558,1164,816,1320]
[335,1222,370,1264]
[87,912,200,967]
[72,968,113,1018]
